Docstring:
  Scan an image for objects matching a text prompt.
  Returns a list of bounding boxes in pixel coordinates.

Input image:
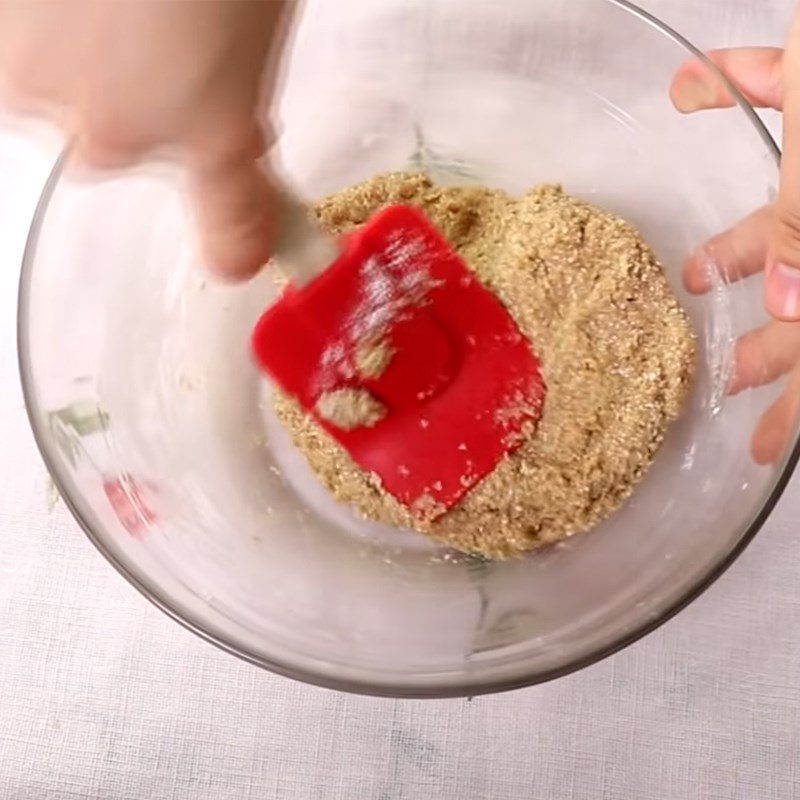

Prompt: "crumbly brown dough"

[355,337,394,379]
[275,173,695,559]
[315,387,386,430]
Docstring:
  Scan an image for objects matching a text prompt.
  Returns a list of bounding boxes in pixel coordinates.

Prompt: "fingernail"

[766,262,800,320]
[672,74,717,113]
[683,248,715,294]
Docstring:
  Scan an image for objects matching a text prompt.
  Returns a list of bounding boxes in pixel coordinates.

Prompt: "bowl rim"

[17,0,795,699]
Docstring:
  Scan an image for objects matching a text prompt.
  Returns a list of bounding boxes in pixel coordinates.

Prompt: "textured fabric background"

[1,2,798,798]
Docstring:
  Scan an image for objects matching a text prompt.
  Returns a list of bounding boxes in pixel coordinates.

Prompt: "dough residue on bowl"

[275,172,695,559]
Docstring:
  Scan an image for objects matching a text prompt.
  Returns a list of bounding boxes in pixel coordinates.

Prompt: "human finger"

[730,319,800,395]
[751,364,800,464]
[188,119,277,281]
[670,47,784,113]
[683,205,771,294]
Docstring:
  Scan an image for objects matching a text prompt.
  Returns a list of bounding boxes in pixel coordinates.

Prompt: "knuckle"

[191,115,265,171]
[79,115,148,168]
[775,204,800,249]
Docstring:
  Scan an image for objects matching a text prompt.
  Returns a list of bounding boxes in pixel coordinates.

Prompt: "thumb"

[768,16,800,321]
[187,119,278,282]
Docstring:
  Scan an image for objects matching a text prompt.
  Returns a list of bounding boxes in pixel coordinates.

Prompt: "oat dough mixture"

[275,173,695,559]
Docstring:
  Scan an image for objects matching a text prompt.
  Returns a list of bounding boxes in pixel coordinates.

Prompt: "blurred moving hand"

[671,14,800,464]
[7,1,799,463]
[0,0,292,280]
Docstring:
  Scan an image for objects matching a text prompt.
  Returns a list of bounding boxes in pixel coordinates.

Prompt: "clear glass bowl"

[18,0,796,697]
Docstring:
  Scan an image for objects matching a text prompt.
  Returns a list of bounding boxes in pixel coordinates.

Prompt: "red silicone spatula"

[252,202,545,520]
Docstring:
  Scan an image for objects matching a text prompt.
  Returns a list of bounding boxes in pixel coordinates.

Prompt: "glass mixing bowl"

[18,0,797,697]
